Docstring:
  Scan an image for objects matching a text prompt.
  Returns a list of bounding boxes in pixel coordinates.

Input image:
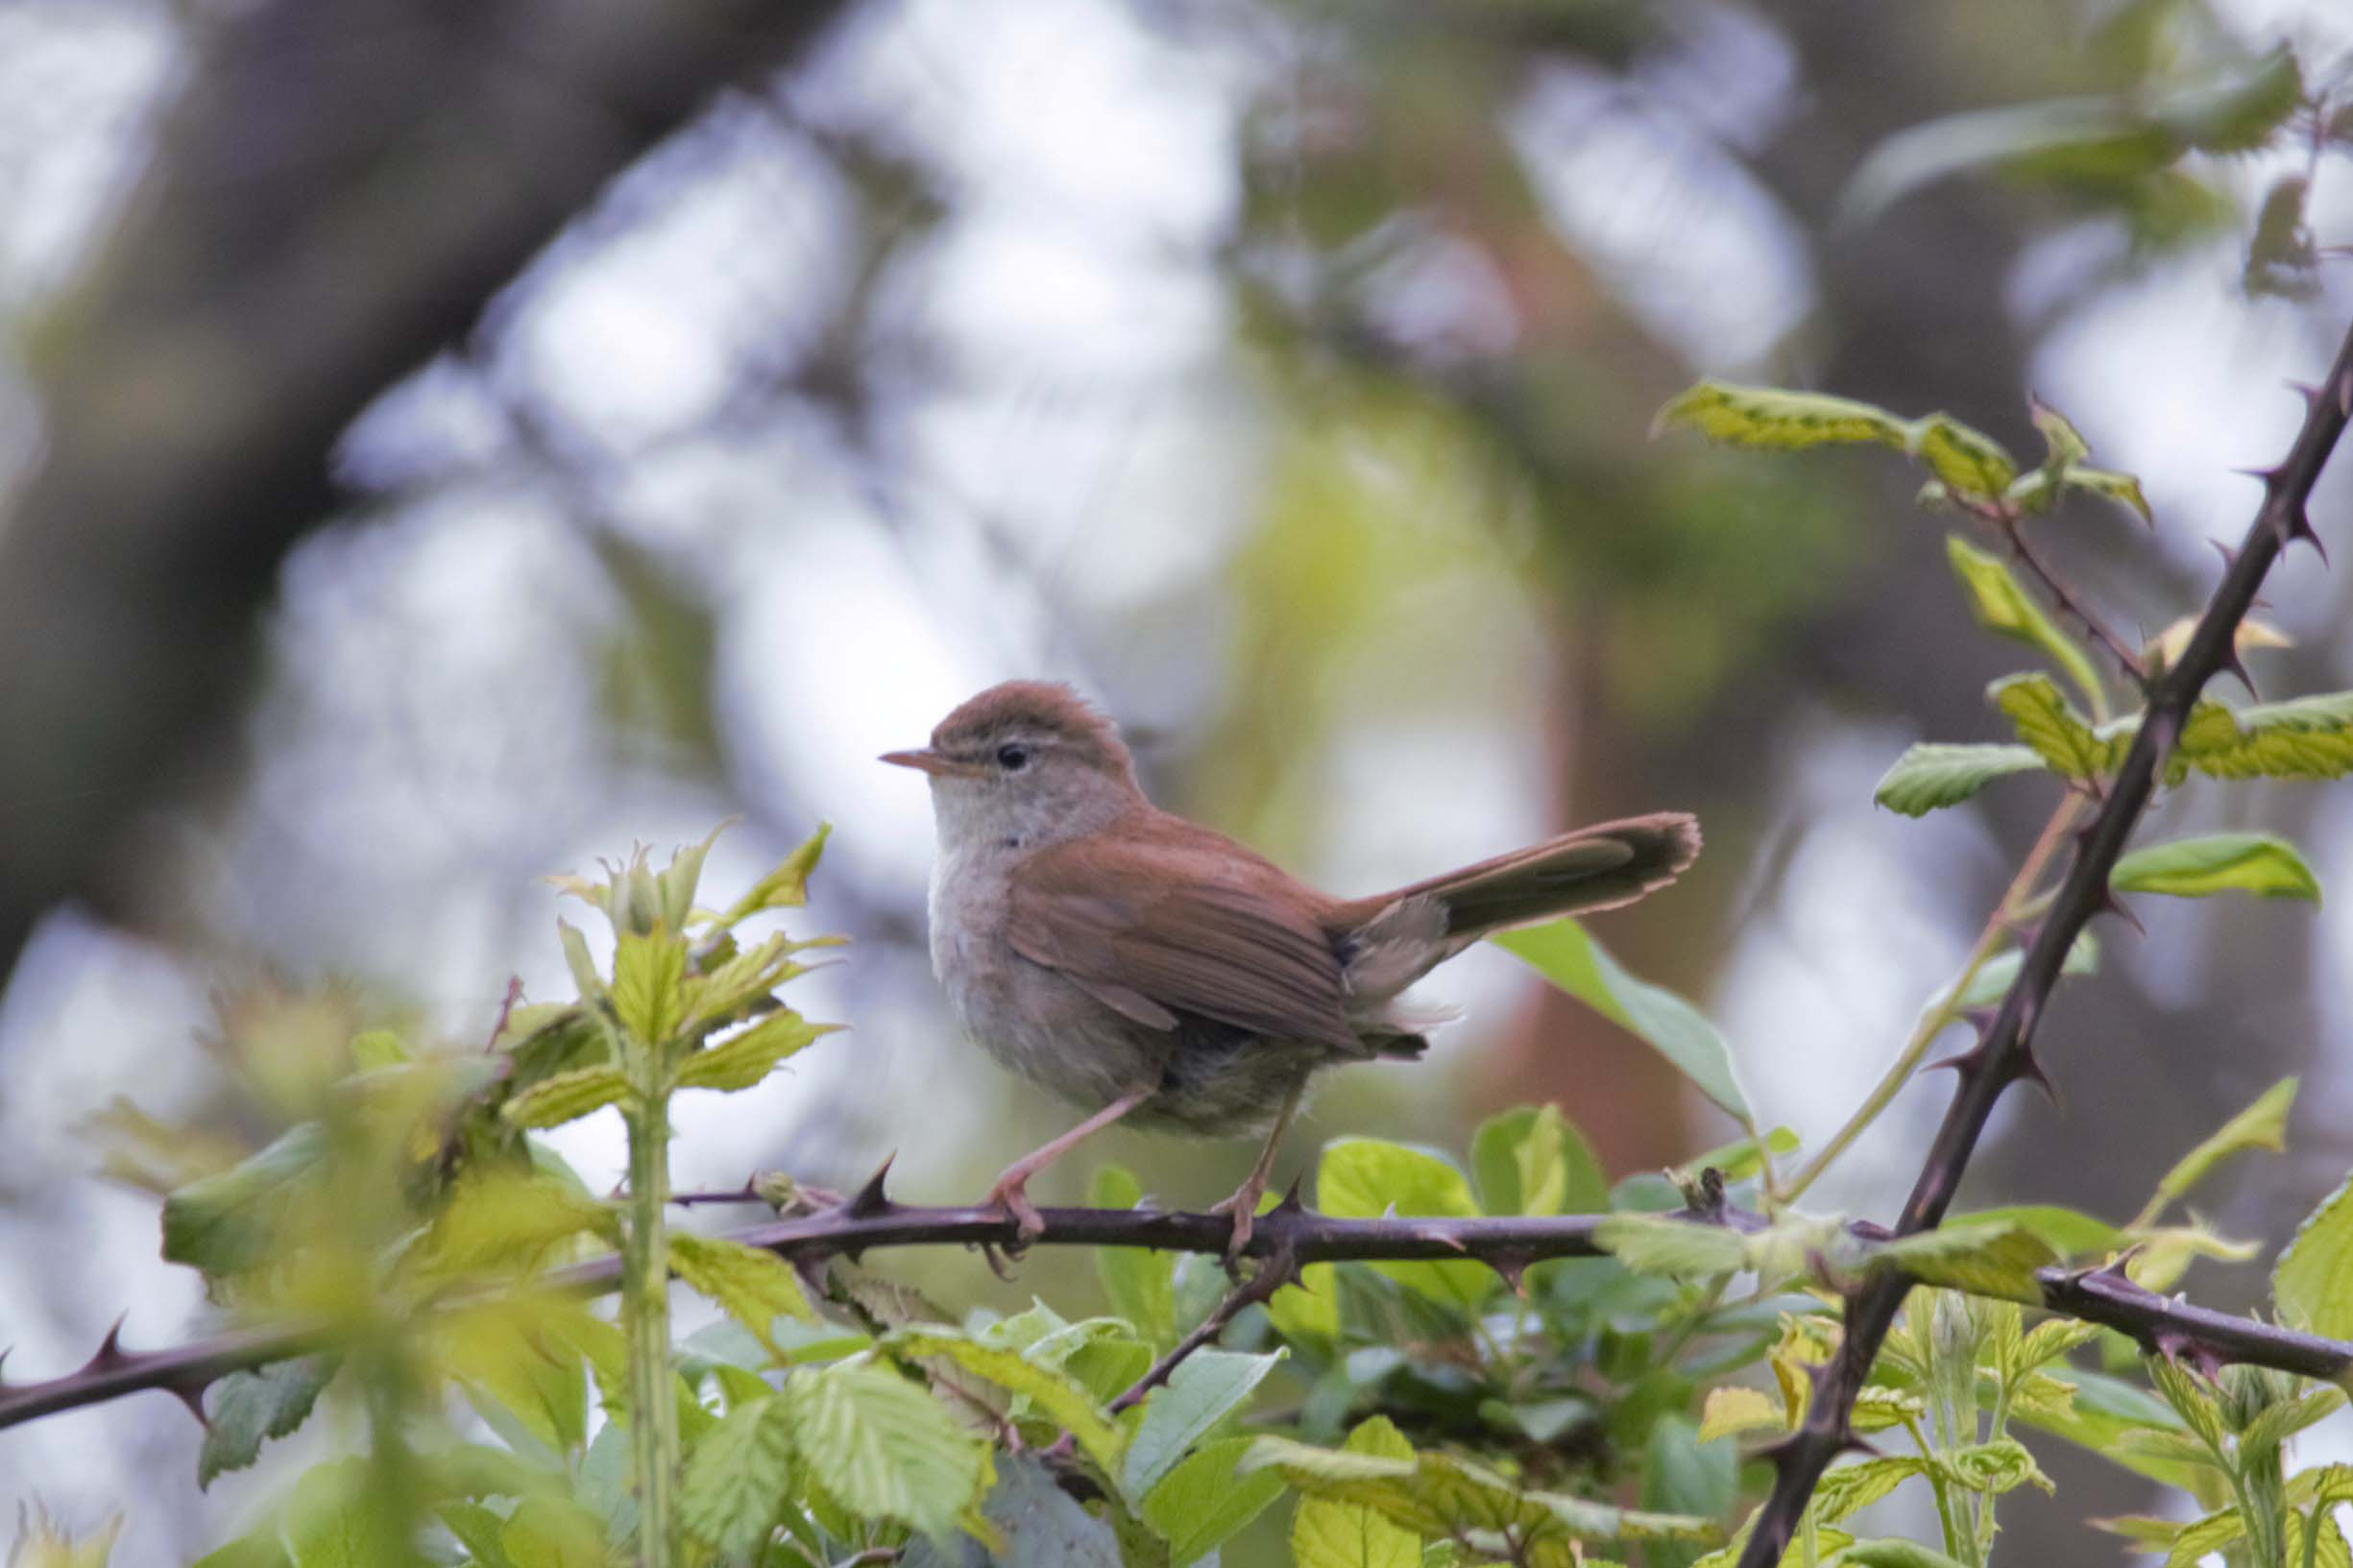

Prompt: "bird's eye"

[995,743,1031,771]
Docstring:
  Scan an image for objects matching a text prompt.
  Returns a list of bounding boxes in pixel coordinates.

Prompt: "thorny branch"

[1735,319,2353,1568]
[4,1174,2347,1435]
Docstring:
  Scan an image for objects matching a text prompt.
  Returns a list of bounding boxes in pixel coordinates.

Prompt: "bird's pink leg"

[1210,1079,1306,1262]
[985,1087,1155,1240]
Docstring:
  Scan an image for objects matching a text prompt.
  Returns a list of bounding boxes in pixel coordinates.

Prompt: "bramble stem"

[622,1038,680,1568]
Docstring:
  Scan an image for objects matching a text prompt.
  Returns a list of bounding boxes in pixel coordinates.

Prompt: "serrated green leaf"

[2028,397,2091,470]
[2276,1169,2353,1339]
[1989,672,2111,779]
[675,1012,834,1093]
[2112,834,2321,903]
[611,930,689,1043]
[2163,1505,2244,1568]
[498,1496,608,1568]
[1951,1204,2123,1260]
[1292,1417,1419,1568]
[2146,1077,2297,1221]
[500,1065,631,1130]
[1492,921,1748,1120]
[1140,1435,1286,1565]
[556,921,602,999]
[160,1122,330,1276]
[198,1357,339,1490]
[2065,466,2153,523]
[2146,1355,2228,1452]
[413,1172,615,1281]
[1266,1260,1340,1342]
[2239,1387,2344,1454]
[885,1329,1126,1475]
[1878,1223,2057,1303]
[1946,537,2103,711]
[680,1392,796,1556]
[1593,1214,1748,1279]
[669,1233,818,1359]
[1125,1348,1286,1499]
[1836,1542,1974,1568]
[2177,692,2353,781]
[2014,1318,2103,1377]
[1811,1457,1925,1522]
[783,1363,990,1541]
[1652,382,1911,451]
[1315,1139,1492,1309]
[434,1296,592,1458]
[1874,742,2046,816]
[1470,1104,1606,1218]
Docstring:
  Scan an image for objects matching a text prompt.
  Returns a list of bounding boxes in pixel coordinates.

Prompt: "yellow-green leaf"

[1652,382,1911,451]
[2110,834,2321,903]
[716,824,832,925]
[681,1393,796,1556]
[501,1065,631,1130]
[885,1329,1126,1475]
[1878,1223,2057,1304]
[1292,1417,1420,1568]
[2177,692,2353,782]
[782,1363,990,1542]
[1811,1457,1925,1523]
[612,930,689,1043]
[1090,1166,1177,1349]
[669,1233,818,1359]
[1946,536,2103,712]
[1910,416,2018,499]
[1140,1435,1287,1566]
[1315,1139,1492,1309]
[1989,673,2112,779]
[676,1012,836,1093]
[1695,1387,1783,1444]
[1470,1104,1606,1218]
[2276,1169,2353,1339]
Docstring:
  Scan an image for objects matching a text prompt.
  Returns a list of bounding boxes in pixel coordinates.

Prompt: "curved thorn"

[2097,888,2147,936]
[1272,1174,1307,1215]
[845,1153,896,1218]
[86,1316,130,1373]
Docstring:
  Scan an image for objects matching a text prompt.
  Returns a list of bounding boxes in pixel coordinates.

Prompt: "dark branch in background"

[6,1182,2348,1435]
[1736,318,2353,1568]
[0,0,856,977]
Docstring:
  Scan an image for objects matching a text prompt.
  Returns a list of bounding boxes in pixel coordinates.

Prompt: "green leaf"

[1873,743,2046,816]
[2163,1506,2245,1568]
[2064,467,2153,524]
[1989,672,2112,779]
[669,1233,819,1359]
[2177,692,2353,782]
[198,1357,339,1490]
[1470,1105,1607,1218]
[2027,398,2090,470]
[1266,1260,1340,1341]
[1695,1387,1782,1444]
[1593,1214,1747,1279]
[2145,1355,2229,1452]
[611,930,689,1043]
[1140,1436,1286,1565]
[1911,417,2018,500]
[1878,1222,2059,1303]
[556,922,602,999]
[161,1122,329,1275]
[782,1363,991,1541]
[1643,1414,1735,1568]
[716,823,832,926]
[1676,1125,1801,1185]
[675,1011,834,1093]
[1292,1417,1420,1568]
[1811,1457,1925,1522]
[2276,1169,2353,1339]
[1125,1348,1286,1500]
[1946,537,2103,712]
[2110,835,2321,903]
[2147,1077,2298,1220]
[1492,920,1748,1120]
[1950,1204,2123,1259]
[1652,382,1912,452]
[680,1393,796,1557]
[1315,1139,1492,1308]
[885,1329,1127,1475]
[2156,46,2302,153]
[500,1065,630,1130]
[1090,1166,1176,1349]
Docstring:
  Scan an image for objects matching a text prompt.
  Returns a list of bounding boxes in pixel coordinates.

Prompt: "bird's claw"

[985,1175,1047,1246]
[1209,1184,1265,1272]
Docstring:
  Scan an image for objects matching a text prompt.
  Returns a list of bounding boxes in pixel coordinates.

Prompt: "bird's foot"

[1208,1179,1268,1269]
[984,1171,1047,1244]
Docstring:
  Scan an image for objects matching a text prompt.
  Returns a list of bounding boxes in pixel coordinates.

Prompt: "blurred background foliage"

[0,0,2349,1559]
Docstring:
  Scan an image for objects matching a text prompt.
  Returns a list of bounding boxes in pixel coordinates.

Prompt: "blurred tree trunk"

[0,0,856,985]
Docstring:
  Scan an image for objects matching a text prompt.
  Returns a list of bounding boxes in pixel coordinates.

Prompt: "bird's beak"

[880,747,982,779]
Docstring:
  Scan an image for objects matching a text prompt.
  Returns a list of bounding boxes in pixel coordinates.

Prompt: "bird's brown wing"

[1005,817,1366,1057]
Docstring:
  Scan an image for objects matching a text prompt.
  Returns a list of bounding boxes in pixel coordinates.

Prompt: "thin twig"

[7,1184,2350,1435]
[1109,1244,1300,1416]
[1735,320,2353,1568]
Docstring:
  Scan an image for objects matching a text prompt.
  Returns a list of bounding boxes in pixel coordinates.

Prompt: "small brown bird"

[885,681,1699,1248]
